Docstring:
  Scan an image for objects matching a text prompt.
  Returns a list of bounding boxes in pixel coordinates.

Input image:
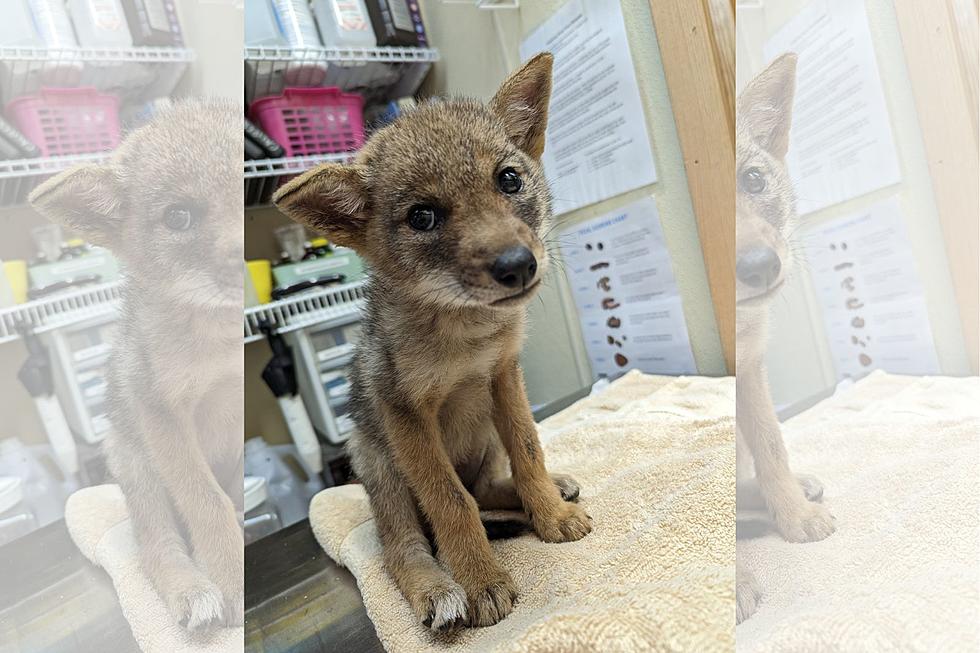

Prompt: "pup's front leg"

[491,359,592,543]
[140,406,244,625]
[113,441,225,630]
[737,369,835,543]
[380,402,516,627]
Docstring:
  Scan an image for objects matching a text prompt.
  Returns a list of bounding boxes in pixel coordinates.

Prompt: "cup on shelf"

[273,223,308,263]
[2,261,29,304]
[31,224,63,262]
[247,260,274,304]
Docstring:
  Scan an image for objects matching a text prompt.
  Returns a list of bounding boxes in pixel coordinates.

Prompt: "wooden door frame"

[648,0,736,374]
[894,0,980,374]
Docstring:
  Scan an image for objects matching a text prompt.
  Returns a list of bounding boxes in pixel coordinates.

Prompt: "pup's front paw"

[736,568,761,624]
[774,500,835,543]
[201,533,245,627]
[164,577,225,631]
[461,566,517,628]
[533,501,592,543]
[409,578,468,633]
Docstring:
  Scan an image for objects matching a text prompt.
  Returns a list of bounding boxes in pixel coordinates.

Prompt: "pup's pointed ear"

[737,53,797,160]
[29,164,123,248]
[273,163,369,251]
[490,52,553,160]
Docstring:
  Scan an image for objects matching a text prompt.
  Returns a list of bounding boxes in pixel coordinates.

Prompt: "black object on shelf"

[271,274,345,301]
[0,116,41,160]
[246,119,285,158]
[120,0,184,46]
[407,0,427,46]
[364,0,426,47]
[245,119,286,206]
[15,320,55,399]
[244,135,265,161]
[258,320,299,399]
[28,275,102,300]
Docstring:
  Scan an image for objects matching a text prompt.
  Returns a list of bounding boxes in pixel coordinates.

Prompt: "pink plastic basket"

[249,88,365,157]
[6,88,120,157]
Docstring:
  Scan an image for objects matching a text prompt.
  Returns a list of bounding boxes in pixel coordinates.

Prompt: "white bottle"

[276,394,323,474]
[270,0,322,48]
[245,0,287,47]
[0,0,44,47]
[0,438,68,527]
[244,437,313,527]
[311,0,376,48]
[0,477,38,546]
[34,394,79,478]
[27,0,79,48]
[67,0,134,47]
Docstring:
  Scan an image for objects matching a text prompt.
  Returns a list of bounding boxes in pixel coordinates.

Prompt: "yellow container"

[3,260,28,304]
[247,260,273,304]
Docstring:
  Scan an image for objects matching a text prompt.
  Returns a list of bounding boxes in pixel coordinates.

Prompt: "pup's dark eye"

[407,205,442,231]
[740,167,766,194]
[163,204,198,232]
[497,168,523,194]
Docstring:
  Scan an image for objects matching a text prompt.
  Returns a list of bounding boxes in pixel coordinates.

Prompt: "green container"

[28,249,120,290]
[272,249,365,288]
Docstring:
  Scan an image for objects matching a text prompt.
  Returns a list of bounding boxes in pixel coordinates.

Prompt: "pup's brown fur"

[30,101,244,630]
[735,54,836,624]
[274,54,591,631]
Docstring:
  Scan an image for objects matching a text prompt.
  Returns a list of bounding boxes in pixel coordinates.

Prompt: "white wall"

[176,0,244,101]
[736,0,971,412]
[421,0,727,407]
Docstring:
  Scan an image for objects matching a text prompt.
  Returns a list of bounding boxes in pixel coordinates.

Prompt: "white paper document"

[804,197,939,380]
[559,197,696,379]
[520,0,657,215]
[764,0,901,214]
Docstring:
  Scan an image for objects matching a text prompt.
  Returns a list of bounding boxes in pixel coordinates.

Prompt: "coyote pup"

[31,101,244,630]
[275,54,591,631]
[735,54,836,624]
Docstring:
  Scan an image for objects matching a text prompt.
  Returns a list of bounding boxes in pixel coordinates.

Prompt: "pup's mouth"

[736,280,785,308]
[491,279,542,307]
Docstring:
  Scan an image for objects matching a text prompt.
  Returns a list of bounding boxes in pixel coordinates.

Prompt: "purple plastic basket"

[248,87,365,157]
[6,87,120,157]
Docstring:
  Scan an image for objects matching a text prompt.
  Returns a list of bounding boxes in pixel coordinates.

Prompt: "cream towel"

[309,371,736,652]
[64,484,243,653]
[738,371,980,651]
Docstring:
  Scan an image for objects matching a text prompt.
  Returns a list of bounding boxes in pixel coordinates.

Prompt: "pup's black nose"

[736,246,782,289]
[491,246,537,289]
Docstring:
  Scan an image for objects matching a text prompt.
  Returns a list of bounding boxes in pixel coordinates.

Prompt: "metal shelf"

[245,153,353,179]
[244,280,366,344]
[0,281,122,346]
[245,153,354,207]
[0,46,195,105]
[0,153,108,206]
[244,45,438,104]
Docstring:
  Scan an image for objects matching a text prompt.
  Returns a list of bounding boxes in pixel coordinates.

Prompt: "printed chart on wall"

[804,197,939,380]
[559,197,696,378]
[520,0,657,215]
[764,0,901,215]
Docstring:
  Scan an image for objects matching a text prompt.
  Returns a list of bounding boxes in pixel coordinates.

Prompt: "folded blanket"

[738,371,980,651]
[64,484,243,653]
[309,371,736,652]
